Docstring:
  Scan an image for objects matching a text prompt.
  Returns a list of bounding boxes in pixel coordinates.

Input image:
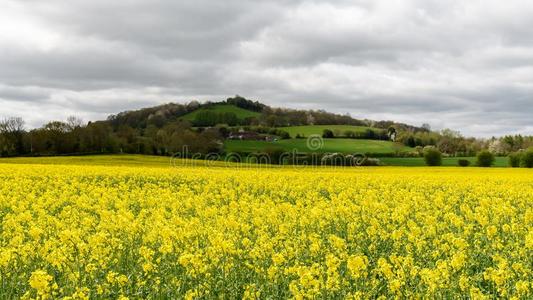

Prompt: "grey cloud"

[0,85,51,102]
[0,0,532,136]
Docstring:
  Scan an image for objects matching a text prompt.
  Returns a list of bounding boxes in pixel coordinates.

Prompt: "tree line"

[0,117,222,157]
[2,95,532,158]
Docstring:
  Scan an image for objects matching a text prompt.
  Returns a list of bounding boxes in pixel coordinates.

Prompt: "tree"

[437,129,464,155]
[476,150,495,167]
[405,135,416,148]
[0,133,9,156]
[66,116,84,131]
[414,146,424,157]
[508,152,521,168]
[458,159,470,167]
[322,129,334,138]
[43,121,71,153]
[0,117,26,154]
[363,129,376,140]
[226,95,265,112]
[278,130,291,139]
[264,147,285,165]
[387,126,397,141]
[424,147,442,166]
[344,130,356,138]
[521,148,533,168]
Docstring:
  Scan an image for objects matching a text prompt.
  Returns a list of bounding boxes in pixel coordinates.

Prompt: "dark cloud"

[0,0,532,136]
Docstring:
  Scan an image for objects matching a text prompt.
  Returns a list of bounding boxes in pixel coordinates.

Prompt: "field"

[224,139,412,154]
[180,104,261,122]
[0,155,173,167]
[0,156,531,299]
[278,125,376,138]
[381,156,510,167]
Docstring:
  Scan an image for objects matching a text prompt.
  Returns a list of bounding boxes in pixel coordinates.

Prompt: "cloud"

[0,0,532,136]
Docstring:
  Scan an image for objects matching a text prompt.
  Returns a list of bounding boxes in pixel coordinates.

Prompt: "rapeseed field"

[0,161,531,299]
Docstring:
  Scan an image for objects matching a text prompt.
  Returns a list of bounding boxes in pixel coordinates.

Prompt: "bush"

[217,125,230,138]
[521,148,533,168]
[321,153,345,166]
[322,129,334,138]
[277,130,291,140]
[344,130,356,138]
[457,159,470,167]
[508,152,522,168]
[264,147,285,165]
[476,150,495,167]
[424,147,442,166]
[359,157,382,166]
[343,154,381,166]
[415,146,424,157]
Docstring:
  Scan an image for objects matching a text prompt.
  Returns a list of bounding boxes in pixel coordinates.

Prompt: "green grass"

[380,156,510,167]
[0,154,513,168]
[181,104,261,122]
[0,155,173,167]
[278,125,377,138]
[224,138,412,154]
[0,154,274,169]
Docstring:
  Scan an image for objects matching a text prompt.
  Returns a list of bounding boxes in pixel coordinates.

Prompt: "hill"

[9,95,500,162]
[104,95,428,133]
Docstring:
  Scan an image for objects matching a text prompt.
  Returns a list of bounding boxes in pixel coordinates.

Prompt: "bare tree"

[0,117,26,154]
[66,116,84,131]
[0,117,25,133]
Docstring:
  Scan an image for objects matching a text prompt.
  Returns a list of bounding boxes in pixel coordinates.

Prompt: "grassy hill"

[224,138,412,154]
[279,125,378,138]
[180,104,261,122]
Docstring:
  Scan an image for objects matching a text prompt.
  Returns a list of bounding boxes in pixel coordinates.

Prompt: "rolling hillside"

[278,125,379,138]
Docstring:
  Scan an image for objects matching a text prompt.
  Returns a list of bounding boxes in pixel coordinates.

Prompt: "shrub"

[476,150,495,167]
[344,130,356,138]
[321,153,345,166]
[508,152,522,168]
[458,159,470,167]
[344,154,379,166]
[424,147,442,166]
[322,129,334,138]
[277,130,291,140]
[217,125,230,138]
[521,148,533,168]
[360,158,382,166]
[415,146,424,157]
[264,147,285,165]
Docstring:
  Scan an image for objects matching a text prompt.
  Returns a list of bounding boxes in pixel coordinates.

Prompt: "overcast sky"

[1,0,532,137]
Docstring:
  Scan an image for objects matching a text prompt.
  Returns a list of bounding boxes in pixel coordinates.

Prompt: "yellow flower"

[450,251,467,270]
[347,255,368,279]
[0,161,531,298]
[515,280,529,295]
[29,270,53,295]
